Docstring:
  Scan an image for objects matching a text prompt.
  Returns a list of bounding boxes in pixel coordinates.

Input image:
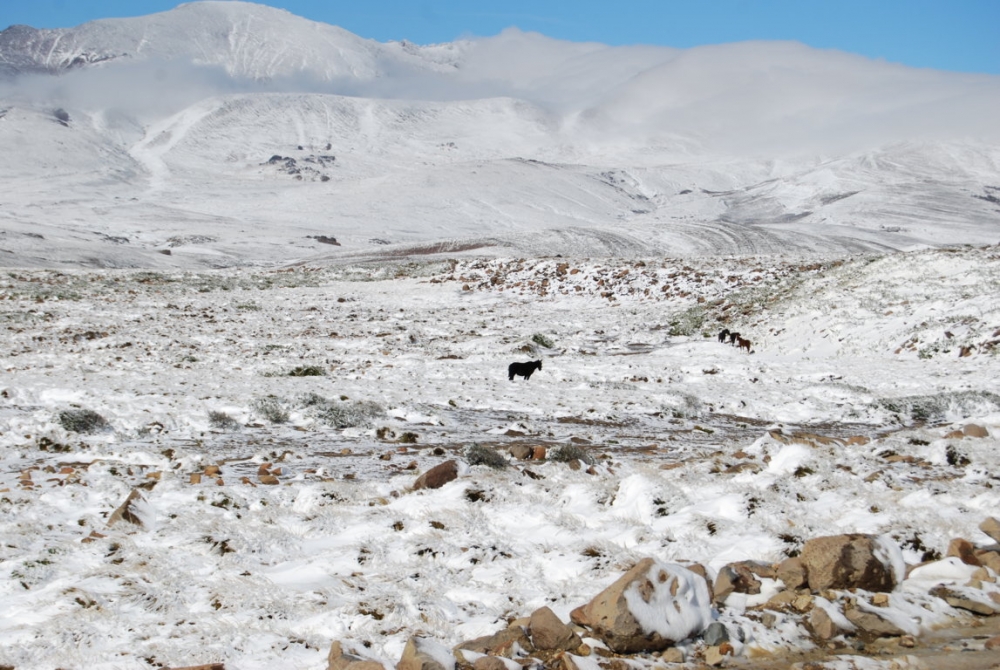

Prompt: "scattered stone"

[800,534,898,592]
[984,635,1000,650]
[930,586,1000,615]
[660,648,684,663]
[843,604,908,637]
[509,445,533,460]
[258,474,280,485]
[776,557,808,590]
[704,643,734,666]
[963,424,989,438]
[454,627,532,658]
[809,605,848,640]
[472,658,507,670]
[980,517,1000,543]
[528,606,582,652]
[107,489,147,528]
[947,538,981,567]
[413,460,458,490]
[713,560,774,603]
[703,621,730,646]
[328,641,385,670]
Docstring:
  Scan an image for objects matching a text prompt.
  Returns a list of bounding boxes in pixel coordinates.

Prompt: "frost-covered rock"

[570,557,712,653]
[800,535,902,593]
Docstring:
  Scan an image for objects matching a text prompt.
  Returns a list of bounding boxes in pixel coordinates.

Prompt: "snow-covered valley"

[2,248,1000,669]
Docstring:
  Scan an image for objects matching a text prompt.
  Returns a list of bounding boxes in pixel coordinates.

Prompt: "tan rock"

[328,641,386,670]
[528,606,582,652]
[809,605,846,640]
[930,586,1000,615]
[800,534,897,593]
[704,643,734,666]
[776,557,808,590]
[454,627,532,658]
[980,517,1000,543]
[963,424,989,438]
[947,538,982,567]
[975,550,1000,574]
[844,606,907,637]
[107,489,147,528]
[984,635,1000,650]
[398,636,454,670]
[258,474,281,486]
[413,460,459,490]
[204,465,221,476]
[660,648,684,663]
[944,429,965,439]
[472,658,507,670]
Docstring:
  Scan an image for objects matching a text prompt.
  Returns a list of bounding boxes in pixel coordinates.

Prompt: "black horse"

[718,328,730,343]
[729,331,741,346]
[508,360,542,381]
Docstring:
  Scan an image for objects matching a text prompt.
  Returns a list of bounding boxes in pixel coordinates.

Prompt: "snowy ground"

[1,247,1000,669]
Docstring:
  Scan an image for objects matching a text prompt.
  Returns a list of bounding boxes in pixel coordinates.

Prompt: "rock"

[455,627,533,658]
[776,557,808,590]
[809,605,848,640]
[398,636,455,670]
[984,635,1000,650]
[660,648,684,663]
[844,605,908,637]
[528,606,582,651]
[944,429,966,439]
[799,534,898,593]
[414,460,458,490]
[328,641,386,670]
[963,424,989,438]
[713,560,774,603]
[704,643,734,666]
[472,658,508,670]
[703,622,729,646]
[947,538,982,566]
[975,550,1000,573]
[509,445,533,460]
[107,489,148,528]
[569,558,712,653]
[929,586,1000,615]
[980,517,1000,543]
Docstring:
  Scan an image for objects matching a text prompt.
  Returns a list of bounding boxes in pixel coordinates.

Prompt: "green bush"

[531,333,555,348]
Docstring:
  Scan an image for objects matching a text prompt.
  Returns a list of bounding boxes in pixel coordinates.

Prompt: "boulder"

[963,424,989,438]
[799,534,898,593]
[843,604,908,638]
[397,637,455,670]
[328,641,386,670]
[528,606,582,651]
[472,658,507,670]
[570,558,712,653]
[414,460,459,490]
[809,605,848,640]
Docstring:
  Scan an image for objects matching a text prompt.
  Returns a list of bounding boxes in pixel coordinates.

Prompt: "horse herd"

[718,327,753,353]
[508,327,753,381]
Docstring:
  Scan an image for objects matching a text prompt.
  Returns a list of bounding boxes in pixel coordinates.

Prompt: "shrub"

[550,444,594,465]
[58,409,110,434]
[252,396,290,424]
[305,395,383,428]
[531,333,555,349]
[465,444,508,469]
[289,365,326,377]
[208,411,241,431]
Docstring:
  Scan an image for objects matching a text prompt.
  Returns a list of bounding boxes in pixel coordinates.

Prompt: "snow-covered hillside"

[1,1,999,268]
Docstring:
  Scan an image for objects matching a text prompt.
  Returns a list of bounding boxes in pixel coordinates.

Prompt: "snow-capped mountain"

[1,1,999,268]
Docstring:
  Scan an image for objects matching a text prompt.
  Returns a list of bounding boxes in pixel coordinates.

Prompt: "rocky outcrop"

[413,460,459,490]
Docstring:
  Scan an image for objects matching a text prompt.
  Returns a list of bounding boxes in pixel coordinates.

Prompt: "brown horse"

[737,337,752,353]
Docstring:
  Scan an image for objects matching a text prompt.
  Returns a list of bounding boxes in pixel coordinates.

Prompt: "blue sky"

[4,0,999,75]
